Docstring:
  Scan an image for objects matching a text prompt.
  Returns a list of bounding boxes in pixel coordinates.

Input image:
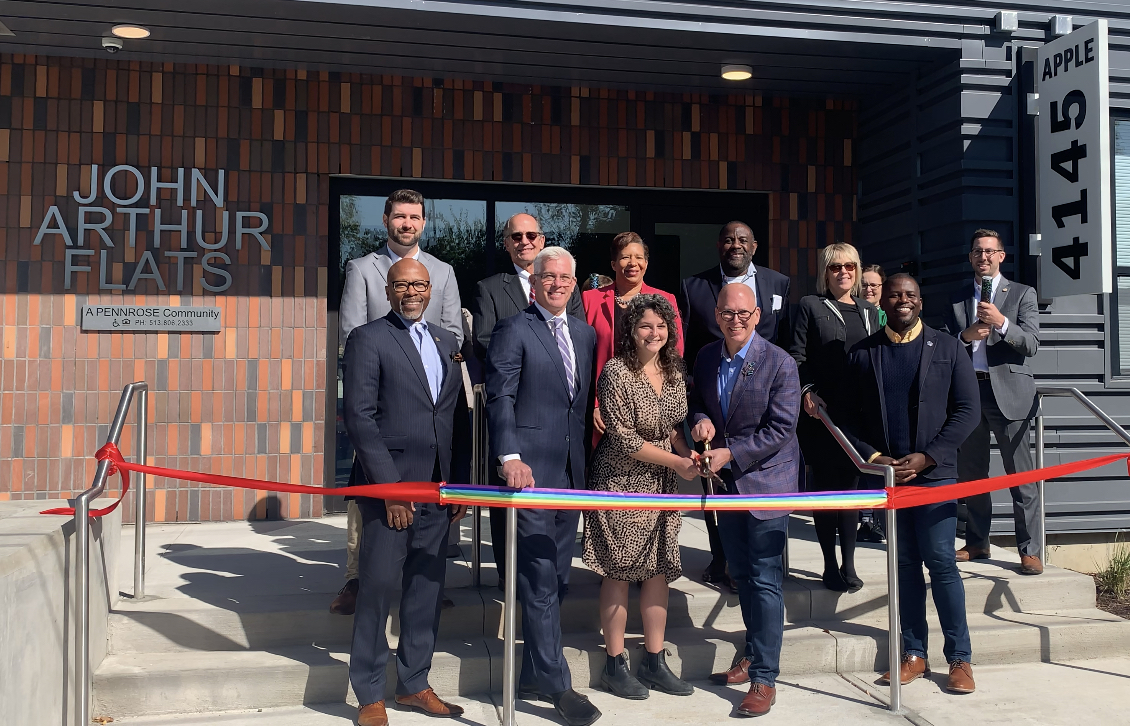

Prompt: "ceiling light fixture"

[721,64,753,81]
[111,24,150,39]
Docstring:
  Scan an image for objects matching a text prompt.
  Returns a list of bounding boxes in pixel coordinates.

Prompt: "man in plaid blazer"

[688,282,801,718]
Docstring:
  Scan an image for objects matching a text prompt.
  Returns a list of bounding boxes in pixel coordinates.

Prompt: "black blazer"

[789,294,881,396]
[343,312,471,489]
[678,265,791,370]
[485,306,596,490]
[470,271,584,361]
[841,325,980,482]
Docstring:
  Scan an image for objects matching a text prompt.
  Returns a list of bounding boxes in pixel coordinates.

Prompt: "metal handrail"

[470,384,488,587]
[75,381,148,726]
[1034,386,1130,561]
[816,406,901,714]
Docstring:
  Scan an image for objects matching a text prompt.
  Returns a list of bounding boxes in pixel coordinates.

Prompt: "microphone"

[979,276,993,323]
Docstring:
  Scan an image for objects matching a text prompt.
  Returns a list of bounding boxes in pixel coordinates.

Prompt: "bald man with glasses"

[471,214,584,587]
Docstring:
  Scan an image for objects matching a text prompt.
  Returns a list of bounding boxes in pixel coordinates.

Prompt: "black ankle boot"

[599,652,649,700]
[636,648,694,696]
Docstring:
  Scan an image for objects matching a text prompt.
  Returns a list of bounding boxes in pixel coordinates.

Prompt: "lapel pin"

[434,336,440,342]
[451,352,464,363]
[927,341,934,346]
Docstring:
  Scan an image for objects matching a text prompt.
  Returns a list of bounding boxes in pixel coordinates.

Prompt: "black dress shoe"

[636,648,693,696]
[517,683,550,702]
[840,567,864,593]
[600,652,649,700]
[550,689,601,726]
[822,568,850,592]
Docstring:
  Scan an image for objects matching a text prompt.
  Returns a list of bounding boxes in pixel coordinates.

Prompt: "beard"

[397,300,425,320]
[388,228,422,249]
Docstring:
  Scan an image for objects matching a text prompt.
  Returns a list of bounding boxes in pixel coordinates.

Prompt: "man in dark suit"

[677,221,791,588]
[941,229,1043,575]
[485,247,600,726]
[842,273,980,696]
[688,282,801,718]
[471,213,584,588]
[344,258,470,726]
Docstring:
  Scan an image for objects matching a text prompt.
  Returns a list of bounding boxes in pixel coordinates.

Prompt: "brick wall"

[0,53,856,521]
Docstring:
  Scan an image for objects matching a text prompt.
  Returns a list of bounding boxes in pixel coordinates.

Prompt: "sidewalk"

[114,656,1130,725]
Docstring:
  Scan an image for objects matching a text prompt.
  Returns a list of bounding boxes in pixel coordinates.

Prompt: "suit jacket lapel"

[963,293,975,331]
[568,317,589,397]
[373,248,393,282]
[504,274,528,312]
[753,269,772,315]
[993,277,1012,315]
[868,343,890,452]
[434,333,461,402]
[388,317,433,401]
[528,311,572,397]
[916,328,937,452]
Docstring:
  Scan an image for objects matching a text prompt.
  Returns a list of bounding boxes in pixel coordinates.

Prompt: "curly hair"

[614,294,684,384]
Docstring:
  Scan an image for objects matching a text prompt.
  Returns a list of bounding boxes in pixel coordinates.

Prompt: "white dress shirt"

[971,274,1009,373]
[387,245,420,264]
[514,264,533,303]
[500,302,575,465]
[722,263,758,309]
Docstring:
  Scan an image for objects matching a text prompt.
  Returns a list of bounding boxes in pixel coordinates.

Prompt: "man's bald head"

[717,282,757,311]
[503,213,545,270]
[715,282,761,353]
[386,258,432,321]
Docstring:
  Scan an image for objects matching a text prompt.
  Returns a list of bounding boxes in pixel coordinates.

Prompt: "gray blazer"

[940,276,1039,421]
[339,246,464,348]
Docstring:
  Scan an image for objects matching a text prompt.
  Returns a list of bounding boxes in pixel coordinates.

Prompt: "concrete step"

[93,606,1130,719]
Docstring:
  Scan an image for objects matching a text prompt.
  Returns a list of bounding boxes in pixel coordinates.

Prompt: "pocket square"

[771,294,783,312]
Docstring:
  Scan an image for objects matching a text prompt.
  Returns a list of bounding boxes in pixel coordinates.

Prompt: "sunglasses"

[827,262,857,273]
[510,231,542,242]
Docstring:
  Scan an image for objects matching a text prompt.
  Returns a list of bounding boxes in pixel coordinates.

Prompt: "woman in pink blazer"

[583,232,684,443]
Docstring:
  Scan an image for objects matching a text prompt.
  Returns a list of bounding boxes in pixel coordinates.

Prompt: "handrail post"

[502,505,518,726]
[133,387,148,599]
[1035,395,1045,564]
[471,385,484,588]
[883,466,901,714]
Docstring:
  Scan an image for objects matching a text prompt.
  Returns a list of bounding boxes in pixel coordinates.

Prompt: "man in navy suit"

[841,273,980,695]
[343,258,471,726]
[688,282,801,718]
[485,246,600,726]
[678,221,791,588]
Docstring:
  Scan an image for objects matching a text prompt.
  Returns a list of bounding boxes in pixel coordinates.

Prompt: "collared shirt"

[397,313,444,403]
[722,262,758,309]
[970,274,1009,373]
[884,318,923,344]
[718,334,756,421]
[514,263,533,303]
[500,302,576,465]
[387,245,420,265]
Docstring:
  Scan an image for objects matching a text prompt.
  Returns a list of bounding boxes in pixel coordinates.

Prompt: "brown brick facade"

[0,53,856,521]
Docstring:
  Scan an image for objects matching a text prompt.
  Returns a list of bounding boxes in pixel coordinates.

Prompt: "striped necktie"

[552,318,576,398]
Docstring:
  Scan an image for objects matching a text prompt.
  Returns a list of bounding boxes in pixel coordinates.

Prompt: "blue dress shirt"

[398,314,444,403]
[718,334,756,421]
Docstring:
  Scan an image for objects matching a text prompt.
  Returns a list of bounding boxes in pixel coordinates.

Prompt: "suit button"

[565,436,570,442]
[430,444,436,449]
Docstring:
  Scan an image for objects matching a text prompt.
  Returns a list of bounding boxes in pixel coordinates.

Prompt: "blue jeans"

[896,484,972,664]
[717,510,788,687]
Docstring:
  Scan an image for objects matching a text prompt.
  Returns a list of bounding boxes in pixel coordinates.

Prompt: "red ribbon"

[41,442,1130,518]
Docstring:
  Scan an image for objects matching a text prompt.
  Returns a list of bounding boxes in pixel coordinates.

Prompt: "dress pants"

[516,507,581,694]
[715,473,787,688]
[701,476,729,574]
[896,487,972,664]
[959,380,1041,558]
[489,506,509,583]
[349,498,451,706]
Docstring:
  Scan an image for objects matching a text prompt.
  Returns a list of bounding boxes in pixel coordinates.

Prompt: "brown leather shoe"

[955,547,990,563]
[710,656,751,685]
[1019,555,1044,575]
[946,660,976,693]
[394,687,465,717]
[331,579,359,615]
[879,654,930,685]
[357,701,388,726]
[735,682,776,717]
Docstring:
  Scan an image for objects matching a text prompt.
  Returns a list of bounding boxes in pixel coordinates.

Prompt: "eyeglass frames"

[389,280,431,293]
[509,231,543,242]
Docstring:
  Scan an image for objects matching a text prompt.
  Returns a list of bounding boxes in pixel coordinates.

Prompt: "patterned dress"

[582,357,687,583]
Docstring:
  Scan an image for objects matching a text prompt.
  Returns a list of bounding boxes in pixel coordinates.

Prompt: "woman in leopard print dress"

[581,294,699,699]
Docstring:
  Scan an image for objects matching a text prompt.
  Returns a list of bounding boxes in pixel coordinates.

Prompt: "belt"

[975,371,991,381]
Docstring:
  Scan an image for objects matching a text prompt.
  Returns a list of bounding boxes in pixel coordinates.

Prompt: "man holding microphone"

[942,229,1042,575]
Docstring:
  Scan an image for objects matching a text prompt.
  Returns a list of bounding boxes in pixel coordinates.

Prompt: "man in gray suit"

[344,258,470,726]
[942,229,1042,575]
[332,188,464,615]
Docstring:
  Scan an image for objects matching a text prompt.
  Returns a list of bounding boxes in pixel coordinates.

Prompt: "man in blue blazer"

[485,246,600,726]
[343,258,471,726]
[841,273,980,696]
[688,282,801,718]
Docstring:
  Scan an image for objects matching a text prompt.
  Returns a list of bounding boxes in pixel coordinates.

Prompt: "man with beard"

[841,273,980,695]
[333,188,464,615]
[677,221,790,605]
[344,258,470,726]
[471,213,584,589]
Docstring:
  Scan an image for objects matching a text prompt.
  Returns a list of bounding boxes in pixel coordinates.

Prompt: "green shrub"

[1096,539,1130,601]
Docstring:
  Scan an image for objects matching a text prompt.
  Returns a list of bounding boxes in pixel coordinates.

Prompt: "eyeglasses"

[970,248,1003,258]
[390,280,431,293]
[827,262,857,273]
[718,309,754,322]
[861,282,882,290]
[510,231,543,242]
[537,273,575,285]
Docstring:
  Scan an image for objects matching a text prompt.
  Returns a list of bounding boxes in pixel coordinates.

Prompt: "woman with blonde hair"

[787,243,881,592]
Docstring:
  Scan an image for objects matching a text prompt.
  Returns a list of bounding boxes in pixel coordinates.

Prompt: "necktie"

[552,318,576,398]
[528,279,536,304]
